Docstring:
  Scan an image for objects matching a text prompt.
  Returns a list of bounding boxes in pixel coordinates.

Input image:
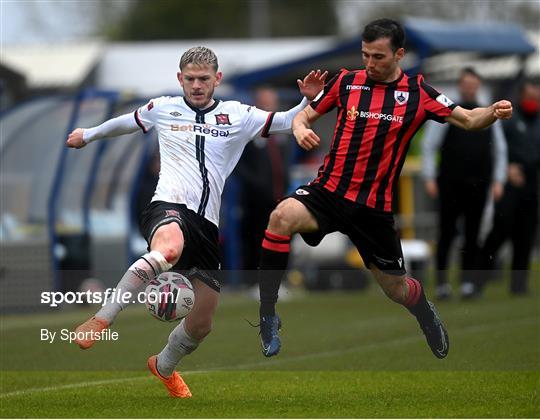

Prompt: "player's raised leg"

[258,198,319,357]
[149,277,219,397]
[74,223,182,349]
[370,266,449,358]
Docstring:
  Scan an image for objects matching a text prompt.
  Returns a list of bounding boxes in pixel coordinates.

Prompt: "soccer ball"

[145,272,195,322]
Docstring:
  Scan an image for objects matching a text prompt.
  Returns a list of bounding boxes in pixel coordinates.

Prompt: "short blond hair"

[179,46,218,71]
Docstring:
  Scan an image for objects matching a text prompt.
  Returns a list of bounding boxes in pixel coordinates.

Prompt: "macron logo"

[346,85,371,91]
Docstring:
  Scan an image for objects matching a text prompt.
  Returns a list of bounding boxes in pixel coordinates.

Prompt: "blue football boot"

[419,301,449,359]
[260,314,281,357]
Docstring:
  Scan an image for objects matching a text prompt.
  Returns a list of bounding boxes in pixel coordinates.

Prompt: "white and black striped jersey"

[134,96,306,227]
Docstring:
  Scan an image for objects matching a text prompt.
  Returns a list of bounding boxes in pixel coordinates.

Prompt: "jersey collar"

[183,97,221,115]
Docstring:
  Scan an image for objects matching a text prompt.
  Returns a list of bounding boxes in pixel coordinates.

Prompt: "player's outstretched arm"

[66,113,140,149]
[446,100,512,131]
[292,105,322,151]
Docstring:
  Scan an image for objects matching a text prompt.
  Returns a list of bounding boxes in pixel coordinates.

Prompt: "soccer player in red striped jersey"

[257,19,513,359]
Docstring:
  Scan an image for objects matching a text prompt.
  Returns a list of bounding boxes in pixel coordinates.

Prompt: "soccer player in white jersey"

[66,46,326,398]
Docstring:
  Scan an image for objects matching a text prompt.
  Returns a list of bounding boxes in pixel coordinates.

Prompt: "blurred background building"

[1,0,539,311]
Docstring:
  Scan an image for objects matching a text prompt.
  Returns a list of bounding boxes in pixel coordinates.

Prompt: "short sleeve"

[310,70,343,115]
[134,98,160,133]
[240,104,273,140]
[419,76,457,123]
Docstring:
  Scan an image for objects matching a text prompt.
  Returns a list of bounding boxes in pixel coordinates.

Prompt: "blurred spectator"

[234,87,291,276]
[422,68,507,300]
[479,81,540,295]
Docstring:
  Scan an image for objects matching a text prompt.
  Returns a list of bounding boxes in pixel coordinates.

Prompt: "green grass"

[1,278,539,418]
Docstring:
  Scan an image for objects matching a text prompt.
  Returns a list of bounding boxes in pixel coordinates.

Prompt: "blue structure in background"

[404,18,536,57]
[47,89,118,291]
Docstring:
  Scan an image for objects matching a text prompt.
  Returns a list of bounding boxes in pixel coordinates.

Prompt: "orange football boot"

[74,316,109,349]
[147,355,192,398]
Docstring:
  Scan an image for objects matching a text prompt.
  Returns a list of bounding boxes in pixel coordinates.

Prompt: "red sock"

[261,230,291,253]
[259,230,291,316]
[403,277,422,308]
[403,277,432,321]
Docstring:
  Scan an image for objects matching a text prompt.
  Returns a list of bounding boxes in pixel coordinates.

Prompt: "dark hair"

[460,67,482,82]
[362,18,405,52]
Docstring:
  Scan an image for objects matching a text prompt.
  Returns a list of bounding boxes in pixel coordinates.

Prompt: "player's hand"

[424,179,438,199]
[293,127,320,151]
[493,100,512,120]
[491,181,504,201]
[66,128,86,149]
[507,163,525,187]
[298,69,328,101]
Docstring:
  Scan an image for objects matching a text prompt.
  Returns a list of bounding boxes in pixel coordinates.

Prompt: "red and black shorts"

[140,201,221,292]
[288,184,406,275]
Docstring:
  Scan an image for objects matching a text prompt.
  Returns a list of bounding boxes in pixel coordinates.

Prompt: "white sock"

[96,251,171,323]
[157,319,200,377]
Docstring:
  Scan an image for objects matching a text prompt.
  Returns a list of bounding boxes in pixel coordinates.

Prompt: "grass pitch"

[1,277,538,418]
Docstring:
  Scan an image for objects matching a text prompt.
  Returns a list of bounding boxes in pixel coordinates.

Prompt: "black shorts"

[139,201,221,292]
[289,184,406,275]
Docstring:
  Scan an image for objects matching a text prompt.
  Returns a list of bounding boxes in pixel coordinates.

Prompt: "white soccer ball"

[145,272,195,322]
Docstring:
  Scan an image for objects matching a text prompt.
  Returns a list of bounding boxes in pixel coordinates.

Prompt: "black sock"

[404,277,433,322]
[259,230,290,317]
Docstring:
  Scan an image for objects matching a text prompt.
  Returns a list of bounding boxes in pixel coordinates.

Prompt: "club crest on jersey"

[215,113,231,125]
[347,106,359,121]
[394,91,409,105]
[147,101,154,111]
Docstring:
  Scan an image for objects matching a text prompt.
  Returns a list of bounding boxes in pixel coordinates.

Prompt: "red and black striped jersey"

[310,68,456,212]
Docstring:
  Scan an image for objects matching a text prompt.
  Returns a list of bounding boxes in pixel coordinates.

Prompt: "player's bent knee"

[269,198,310,234]
[159,246,181,265]
[151,228,184,265]
[268,207,294,235]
